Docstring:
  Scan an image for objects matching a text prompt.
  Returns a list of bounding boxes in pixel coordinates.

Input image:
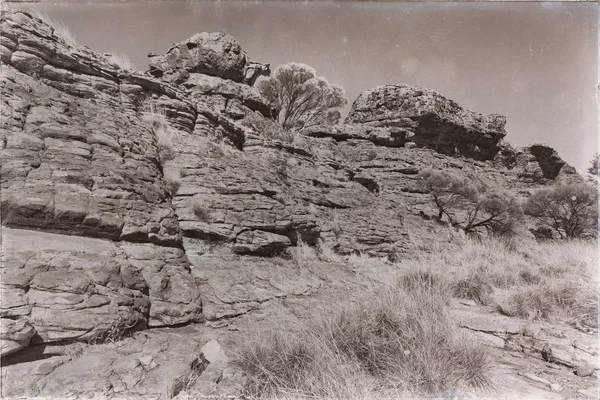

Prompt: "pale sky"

[12,2,598,171]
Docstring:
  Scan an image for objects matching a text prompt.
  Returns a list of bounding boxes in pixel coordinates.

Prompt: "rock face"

[346,84,507,160]
[494,143,581,184]
[1,10,202,355]
[0,8,584,387]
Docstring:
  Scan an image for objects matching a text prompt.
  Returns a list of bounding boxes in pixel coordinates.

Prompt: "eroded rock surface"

[1,228,202,353]
[1,9,592,400]
[1,10,202,354]
[345,84,507,159]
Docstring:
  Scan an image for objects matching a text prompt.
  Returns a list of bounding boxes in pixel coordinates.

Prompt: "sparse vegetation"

[393,236,598,326]
[108,53,135,71]
[235,283,494,399]
[418,169,523,236]
[192,203,211,222]
[33,9,78,45]
[258,62,347,132]
[241,111,294,143]
[588,153,599,178]
[241,111,308,148]
[525,183,598,239]
[142,102,176,165]
[88,311,142,345]
[164,169,182,197]
[499,282,597,327]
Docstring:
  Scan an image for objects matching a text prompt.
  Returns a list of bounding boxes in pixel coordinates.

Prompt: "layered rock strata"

[1,9,581,362]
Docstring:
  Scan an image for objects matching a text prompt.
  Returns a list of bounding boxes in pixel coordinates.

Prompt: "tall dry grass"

[142,102,176,165]
[234,234,596,399]
[234,281,494,399]
[108,53,135,71]
[32,10,78,46]
[390,236,598,327]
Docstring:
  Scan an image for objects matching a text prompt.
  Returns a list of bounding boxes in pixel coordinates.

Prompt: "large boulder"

[346,84,507,160]
[148,32,269,85]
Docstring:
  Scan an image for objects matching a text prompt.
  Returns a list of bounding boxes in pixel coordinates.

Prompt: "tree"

[258,62,347,131]
[418,169,523,236]
[524,184,598,239]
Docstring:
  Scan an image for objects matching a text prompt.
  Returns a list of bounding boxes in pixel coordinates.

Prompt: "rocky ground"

[1,9,597,400]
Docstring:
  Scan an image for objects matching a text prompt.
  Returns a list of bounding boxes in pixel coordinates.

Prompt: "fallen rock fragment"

[0,319,36,356]
[549,383,562,392]
[575,363,595,377]
[519,372,552,386]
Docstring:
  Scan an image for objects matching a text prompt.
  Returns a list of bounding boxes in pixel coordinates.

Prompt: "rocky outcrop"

[148,32,247,83]
[0,7,583,371]
[1,10,202,355]
[345,84,507,160]
[494,143,581,184]
[148,31,271,90]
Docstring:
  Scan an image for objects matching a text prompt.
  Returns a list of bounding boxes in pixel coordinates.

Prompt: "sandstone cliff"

[0,9,589,399]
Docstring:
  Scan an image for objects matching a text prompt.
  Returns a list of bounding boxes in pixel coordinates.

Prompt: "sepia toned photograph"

[0,1,598,399]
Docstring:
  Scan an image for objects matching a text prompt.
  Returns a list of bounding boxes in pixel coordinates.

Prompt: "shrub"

[240,112,294,143]
[234,285,494,398]
[258,62,347,131]
[524,184,598,239]
[418,169,523,236]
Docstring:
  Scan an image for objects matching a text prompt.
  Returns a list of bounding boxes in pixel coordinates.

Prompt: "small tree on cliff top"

[418,169,523,236]
[258,62,347,131]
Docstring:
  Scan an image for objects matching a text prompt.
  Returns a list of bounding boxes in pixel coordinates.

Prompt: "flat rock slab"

[1,326,219,399]
[1,228,202,347]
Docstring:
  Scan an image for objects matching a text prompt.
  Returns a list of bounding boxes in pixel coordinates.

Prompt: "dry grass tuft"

[453,274,496,306]
[33,9,78,45]
[394,236,598,327]
[317,240,342,263]
[88,311,142,345]
[289,238,319,270]
[142,102,176,165]
[499,282,598,327]
[164,169,181,197]
[234,284,494,399]
[57,341,87,360]
[109,53,135,71]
